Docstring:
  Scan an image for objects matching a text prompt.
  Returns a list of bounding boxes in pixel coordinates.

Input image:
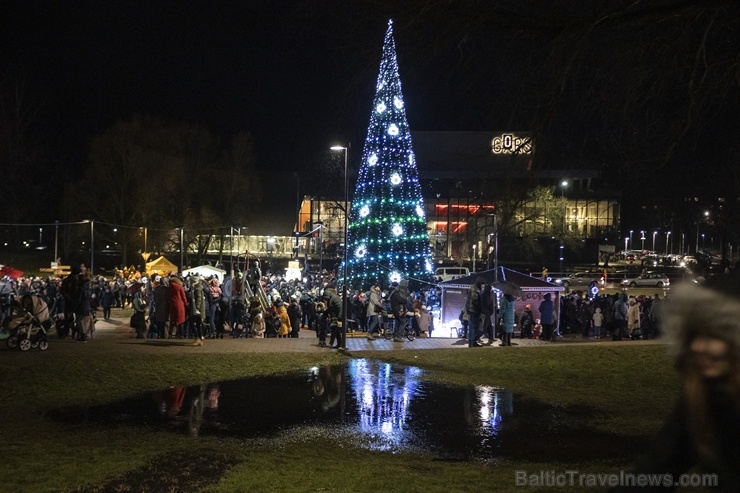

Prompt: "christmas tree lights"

[346,20,433,289]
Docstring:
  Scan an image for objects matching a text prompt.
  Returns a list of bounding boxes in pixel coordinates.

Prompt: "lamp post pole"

[90,220,94,277]
[54,220,59,263]
[665,232,671,255]
[294,172,300,259]
[180,227,184,274]
[331,145,349,350]
[640,231,645,251]
[560,180,568,273]
[652,231,658,252]
[472,244,476,273]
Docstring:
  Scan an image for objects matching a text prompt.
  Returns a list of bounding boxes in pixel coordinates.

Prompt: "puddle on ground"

[48,359,640,462]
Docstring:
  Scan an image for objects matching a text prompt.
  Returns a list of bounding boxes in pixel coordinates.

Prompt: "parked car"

[434,266,470,282]
[619,272,671,288]
[552,272,601,288]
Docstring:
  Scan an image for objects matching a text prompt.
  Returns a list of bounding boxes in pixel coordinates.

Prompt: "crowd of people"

[0,261,443,348]
[458,277,667,348]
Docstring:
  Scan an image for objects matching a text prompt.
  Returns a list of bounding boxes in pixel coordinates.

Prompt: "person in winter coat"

[592,307,604,338]
[251,311,266,338]
[276,301,291,338]
[627,297,642,340]
[519,304,535,339]
[612,293,628,341]
[390,279,412,343]
[151,277,169,339]
[287,296,302,338]
[189,275,206,346]
[131,289,147,339]
[465,278,484,347]
[206,277,221,339]
[538,293,555,342]
[314,301,328,347]
[323,285,343,348]
[498,294,516,346]
[101,283,114,321]
[610,270,740,493]
[167,276,188,339]
[75,275,95,340]
[480,283,496,344]
[366,284,384,340]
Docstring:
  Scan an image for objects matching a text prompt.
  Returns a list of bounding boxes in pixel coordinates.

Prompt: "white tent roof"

[182,265,227,279]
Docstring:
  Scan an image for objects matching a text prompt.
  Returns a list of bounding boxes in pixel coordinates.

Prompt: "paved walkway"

[26,308,662,355]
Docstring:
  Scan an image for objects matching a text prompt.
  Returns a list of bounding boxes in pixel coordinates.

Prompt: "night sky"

[5,1,740,232]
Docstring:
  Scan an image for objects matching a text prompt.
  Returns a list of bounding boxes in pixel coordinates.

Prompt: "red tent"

[0,265,24,280]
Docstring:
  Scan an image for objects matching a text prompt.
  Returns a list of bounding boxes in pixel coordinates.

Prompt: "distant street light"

[472,244,477,273]
[640,231,645,251]
[629,230,634,250]
[652,231,658,252]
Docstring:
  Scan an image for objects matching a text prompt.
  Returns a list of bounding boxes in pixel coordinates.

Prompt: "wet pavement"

[48,359,642,462]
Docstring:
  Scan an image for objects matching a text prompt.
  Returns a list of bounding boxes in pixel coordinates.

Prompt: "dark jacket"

[465,284,482,315]
[538,293,555,325]
[481,284,495,316]
[323,287,342,319]
[390,283,410,318]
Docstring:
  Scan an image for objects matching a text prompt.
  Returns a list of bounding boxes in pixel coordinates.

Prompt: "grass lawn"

[0,343,680,492]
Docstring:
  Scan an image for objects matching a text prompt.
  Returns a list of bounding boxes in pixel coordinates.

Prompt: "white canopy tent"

[182,264,227,280]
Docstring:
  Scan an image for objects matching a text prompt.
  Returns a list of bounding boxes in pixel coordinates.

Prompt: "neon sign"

[491,133,533,155]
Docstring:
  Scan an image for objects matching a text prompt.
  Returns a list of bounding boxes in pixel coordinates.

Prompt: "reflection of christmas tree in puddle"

[48,359,640,462]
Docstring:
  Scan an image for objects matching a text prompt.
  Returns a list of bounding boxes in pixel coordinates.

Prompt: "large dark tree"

[64,116,262,267]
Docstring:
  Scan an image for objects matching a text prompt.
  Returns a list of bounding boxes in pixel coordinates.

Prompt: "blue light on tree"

[346,19,433,289]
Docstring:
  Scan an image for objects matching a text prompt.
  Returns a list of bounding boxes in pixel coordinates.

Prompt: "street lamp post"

[331,145,349,350]
[88,220,94,277]
[229,227,233,277]
[294,173,300,259]
[54,220,59,263]
[665,231,671,255]
[629,230,634,250]
[652,231,658,252]
[640,231,645,251]
[180,227,184,273]
[560,180,568,273]
[472,244,476,273]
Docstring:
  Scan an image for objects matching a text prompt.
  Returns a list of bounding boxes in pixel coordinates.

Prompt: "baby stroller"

[2,294,50,351]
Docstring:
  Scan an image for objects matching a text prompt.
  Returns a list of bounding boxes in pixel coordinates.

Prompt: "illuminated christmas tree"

[346,20,433,289]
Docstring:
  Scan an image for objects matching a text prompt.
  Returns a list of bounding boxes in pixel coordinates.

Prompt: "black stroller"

[2,295,51,351]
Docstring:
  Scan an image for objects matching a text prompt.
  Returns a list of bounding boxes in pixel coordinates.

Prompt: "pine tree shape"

[346,20,433,289]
